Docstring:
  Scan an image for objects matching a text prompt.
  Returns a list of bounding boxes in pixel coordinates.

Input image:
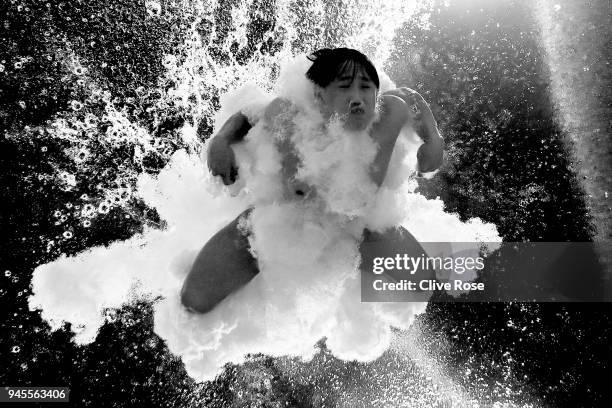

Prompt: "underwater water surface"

[1,0,611,407]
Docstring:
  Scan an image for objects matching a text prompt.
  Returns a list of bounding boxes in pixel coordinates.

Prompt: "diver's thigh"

[360,226,434,278]
[362,226,424,252]
[181,209,258,312]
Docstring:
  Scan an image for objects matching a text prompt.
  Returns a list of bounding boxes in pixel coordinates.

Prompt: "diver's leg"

[181,208,259,313]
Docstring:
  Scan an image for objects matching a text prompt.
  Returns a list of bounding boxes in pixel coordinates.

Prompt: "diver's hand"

[398,88,439,141]
[397,88,444,173]
[207,136,238,185]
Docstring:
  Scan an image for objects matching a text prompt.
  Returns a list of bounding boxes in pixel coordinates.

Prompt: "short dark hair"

[306,48,380,89]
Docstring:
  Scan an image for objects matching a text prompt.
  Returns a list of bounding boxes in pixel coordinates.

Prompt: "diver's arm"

[382,88,444,174]
[214,112,253,144]
[207,98,293,185]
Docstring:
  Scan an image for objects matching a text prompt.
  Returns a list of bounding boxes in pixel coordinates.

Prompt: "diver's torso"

[263,95,406,199]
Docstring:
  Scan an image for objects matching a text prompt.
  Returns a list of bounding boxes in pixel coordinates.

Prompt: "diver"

[181,48,444,313]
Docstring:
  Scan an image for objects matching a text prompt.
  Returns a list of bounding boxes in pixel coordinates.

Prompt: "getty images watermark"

[360,242,610,302]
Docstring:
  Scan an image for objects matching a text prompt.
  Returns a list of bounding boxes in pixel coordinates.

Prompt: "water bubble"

[18,101,26,109]
[41,146,47,152]
[80,194,89,201]
[60,215,68,222]
[105,311,117,323]
[83,220,91,228]
[98,202,110,214]
[75,149,89,162]
[53,210,61,218]
[84,114,98,127]
[0,64,4,73]
[4,270,11,277]
[11,346,20,353]
[119,188,131,200]
[63,231,73,239]
[74,66,87,75]
[146,0,162,16]
[71,100,83,111]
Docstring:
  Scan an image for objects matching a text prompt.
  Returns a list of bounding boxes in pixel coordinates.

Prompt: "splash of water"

[26,1,508,404]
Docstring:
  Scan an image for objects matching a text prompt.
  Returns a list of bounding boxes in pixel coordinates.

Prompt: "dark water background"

[1,0,611,406]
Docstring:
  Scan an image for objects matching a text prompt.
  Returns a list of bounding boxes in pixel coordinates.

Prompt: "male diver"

[181,48,444,313]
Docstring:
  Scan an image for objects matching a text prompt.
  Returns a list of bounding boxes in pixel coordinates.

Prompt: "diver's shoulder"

[264,97,295,121]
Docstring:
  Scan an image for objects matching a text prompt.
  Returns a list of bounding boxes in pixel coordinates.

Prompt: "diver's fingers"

[221,166,233,185]
[401,87,428,105]
[229,165,238,184]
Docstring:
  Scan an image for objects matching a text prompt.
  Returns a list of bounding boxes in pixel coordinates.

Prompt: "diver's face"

[316,64,378,131]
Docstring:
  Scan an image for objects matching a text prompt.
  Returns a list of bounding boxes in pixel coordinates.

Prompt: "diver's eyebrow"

[337,75,371,82]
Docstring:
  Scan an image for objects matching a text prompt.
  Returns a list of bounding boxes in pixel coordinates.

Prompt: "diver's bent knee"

[180,286,215,314]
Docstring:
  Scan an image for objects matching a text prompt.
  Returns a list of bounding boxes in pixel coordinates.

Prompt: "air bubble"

[11,346,20,353]
[83,220,91,228]
[98,203,110,214]
[105,311,117,323]
[4,270,11,277]
[75,149,89,162]
[63,231,73,239]
[84,114,98,127]
[71,100,83,111]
